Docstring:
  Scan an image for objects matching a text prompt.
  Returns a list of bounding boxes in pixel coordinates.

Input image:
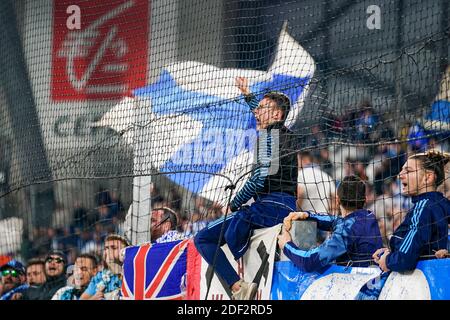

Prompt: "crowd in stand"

[0,234,130,300]
[1,99,449,300]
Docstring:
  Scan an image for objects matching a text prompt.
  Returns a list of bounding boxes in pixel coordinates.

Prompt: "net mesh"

[0,0,448,275]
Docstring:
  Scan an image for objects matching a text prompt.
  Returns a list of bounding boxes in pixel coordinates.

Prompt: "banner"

[121,239,189,300]
[187,225,280,300]
[271,258,450,300]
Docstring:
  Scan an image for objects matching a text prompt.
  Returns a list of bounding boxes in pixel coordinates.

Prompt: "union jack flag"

[121,239,190,300]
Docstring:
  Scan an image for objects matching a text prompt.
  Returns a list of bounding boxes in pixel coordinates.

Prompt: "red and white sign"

[51,0,149,101]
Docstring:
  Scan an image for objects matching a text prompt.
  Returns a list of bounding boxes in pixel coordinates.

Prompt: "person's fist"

[435,249,448,259]
[372,248,388,263]
[277,228,292,250]
[91,285,105,300]
[283,211,309,231]
[235,77,250,95]
[377,251,390,272]
[11,293,22,300]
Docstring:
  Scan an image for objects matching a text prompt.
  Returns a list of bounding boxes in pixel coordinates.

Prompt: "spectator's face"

[1,268,22,292]
[74,257,96,288]
[26,264,46,286]
[99,205,109,217]
[103,240,124,267]
[253,98,282,129]
[398,158,433,196]
[45,255,65,277]
[150,209,170,241]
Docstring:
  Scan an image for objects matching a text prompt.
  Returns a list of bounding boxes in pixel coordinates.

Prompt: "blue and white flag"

[98,25,315,205]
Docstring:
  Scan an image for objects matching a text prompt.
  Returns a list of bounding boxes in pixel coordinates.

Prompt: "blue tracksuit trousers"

[194,192,296,287]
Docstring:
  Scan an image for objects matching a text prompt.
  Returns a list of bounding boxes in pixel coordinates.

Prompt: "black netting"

[0,0,448,299]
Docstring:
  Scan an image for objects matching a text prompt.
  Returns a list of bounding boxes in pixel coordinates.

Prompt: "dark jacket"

[229,95,297,211]
[386,191,450,272]
[36,274,67,300]
[21,285,42,300]
[283,209,383,273]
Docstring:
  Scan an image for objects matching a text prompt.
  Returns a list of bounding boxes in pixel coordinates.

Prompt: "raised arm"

[235,77,259,111]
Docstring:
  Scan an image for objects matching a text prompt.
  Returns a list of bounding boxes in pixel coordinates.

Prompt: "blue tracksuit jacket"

[386,191,450,272]
[283,209,383,273]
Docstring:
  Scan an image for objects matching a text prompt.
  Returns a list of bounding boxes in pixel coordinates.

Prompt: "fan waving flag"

[97,24,316,206]
[121,239,190,300]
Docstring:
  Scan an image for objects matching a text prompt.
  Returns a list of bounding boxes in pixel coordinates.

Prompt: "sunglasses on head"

[46,257,64,264]
[1,269,19,277]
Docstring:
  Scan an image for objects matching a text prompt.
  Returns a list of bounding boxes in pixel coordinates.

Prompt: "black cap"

[0,259,26,275]
[45,250,67,265]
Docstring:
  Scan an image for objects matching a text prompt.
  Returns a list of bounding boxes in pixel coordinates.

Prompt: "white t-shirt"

[297,164,336,214]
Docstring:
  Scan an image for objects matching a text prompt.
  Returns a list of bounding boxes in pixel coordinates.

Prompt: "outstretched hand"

[235,77,250,96]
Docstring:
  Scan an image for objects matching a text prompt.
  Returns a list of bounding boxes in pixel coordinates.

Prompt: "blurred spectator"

[297,151,337,243]
[297,151,336,214]
[47,227,60,251]
[52,254,98,300]
[354,102,378,143]
[57,226,79,255]
[66,247,79,265]
[323,112,344,138]
[21,258,46,300]
[109,191,125,220]
[347,160,369,181]
[65,264,75,286]
[168,187,182,211]
[308,124,326,150]
[26,258,46,287]
[95,187,112,206]
[97,204,113,228]
[209,203,224,221]
[150,182,163,203]
[30,226,51,257]
[80,234,130,300]
[194,197,208,219]
[35,250,68,300]
[317,147,333,177]
[190,211,209,235]
[52,204,71,230]
[72,201,88,229]
[364,183,376,209]
[150,207,187,243]
[407,122,429,153]
[366,143,406,196]
[368,179,410,244]
[81,231,103,256]
[77,229,93,251]
[178,214,193,237]
[0,260,28,300]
